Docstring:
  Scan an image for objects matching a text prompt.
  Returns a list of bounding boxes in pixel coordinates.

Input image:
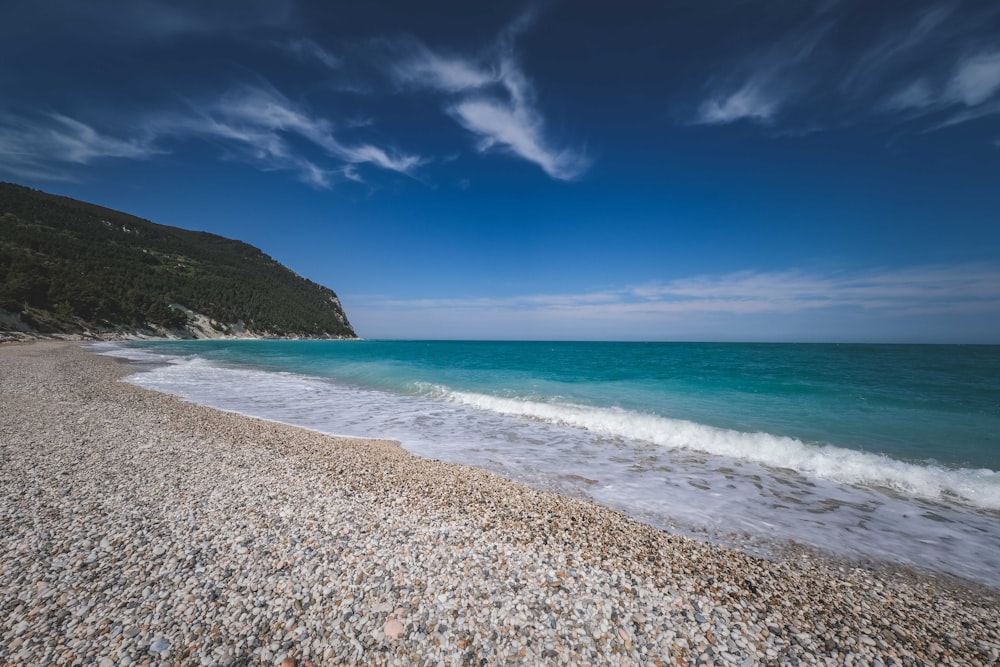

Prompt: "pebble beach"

[1,342,998,666]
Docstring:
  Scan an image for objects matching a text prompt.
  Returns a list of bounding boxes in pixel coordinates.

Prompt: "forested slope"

[0,183,356,339]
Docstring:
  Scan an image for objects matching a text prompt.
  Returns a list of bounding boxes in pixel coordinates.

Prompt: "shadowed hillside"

[0,183,356,339]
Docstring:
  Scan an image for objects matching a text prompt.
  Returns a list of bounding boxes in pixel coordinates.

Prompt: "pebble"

[0,342,998,666]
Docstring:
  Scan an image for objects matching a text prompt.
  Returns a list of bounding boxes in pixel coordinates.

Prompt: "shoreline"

[98,338,1000,590]
[100,340,1000,591]
[0,330,359,344]
[2,342,998,665]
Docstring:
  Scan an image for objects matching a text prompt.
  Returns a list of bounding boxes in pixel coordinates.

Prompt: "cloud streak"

[693,1,1000,138]
[392,46,496,92]
[0,85,425,187]
[358,264,1000,320]
[387,17,590,181]
[2,0,293,42]
[945,50,1000,107]
[694,19,831,126]
[0,112,159,181]
[199,85,425,182]
[696,81,781,125]
[284,38,342,70]
[1,10,587,186]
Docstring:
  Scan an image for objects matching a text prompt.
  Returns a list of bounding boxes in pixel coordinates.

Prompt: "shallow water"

[94,340,1000,588]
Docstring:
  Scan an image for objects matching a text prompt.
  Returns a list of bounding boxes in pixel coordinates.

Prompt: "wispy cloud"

[351,264,1000,340]
[945,50,1000,107]
[693,1,1000,138]
[884,80,935,112]
[3,0,293,42]
[626,265,1000,314]
[888,49,1000,132]
[447,96,590,181]
[0,84,426,187]
[1,10,586,185]
[199,84,426,179]
[374,265,1000,314]
[283,38,342,70]
[696,81,781,125]
[0,112,159,181]
[387,16,590,181]
[843,4,954,96]
[693,20,831,126]
[392,46,496,92]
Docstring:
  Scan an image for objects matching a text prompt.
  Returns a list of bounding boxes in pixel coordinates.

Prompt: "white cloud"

[387,17,590,181]
[862,9,1000,128]
[629,265,1000,311]
[693,3,1000,137]
[926,99,1000,132]
[945,50,1000,107]
[291,159,333,188]
[692,18,830,126]
[37,114,154,163]
[893,51,1000,130]
[151,84,425,186]
[340,164,364,183]
[392,47,496,92]
[6,0,292,42]
[696,80,780,125]
[366,264,1000,314]
[236,89,421,177]
[0,112,159,181]
[449,98,589,180]
[285,38,341,70]
[844,4,953,95]
[0,83,426,187]
[884,79,935,111]
[223,86,425,174]
[349,264,1000,340]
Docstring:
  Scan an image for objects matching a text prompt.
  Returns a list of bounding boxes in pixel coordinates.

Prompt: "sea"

[93,340,1000,589]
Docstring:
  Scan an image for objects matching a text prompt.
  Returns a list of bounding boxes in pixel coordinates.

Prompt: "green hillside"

[0,183,356,339]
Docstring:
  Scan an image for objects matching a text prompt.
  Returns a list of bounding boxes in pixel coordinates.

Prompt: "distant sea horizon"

[95,339,1000,588]
[354,337,1000,345]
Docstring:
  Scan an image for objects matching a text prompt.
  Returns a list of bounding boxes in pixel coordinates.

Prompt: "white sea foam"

[94,343,1000,588]
[89,342,178,364]
[444,389,1000,510]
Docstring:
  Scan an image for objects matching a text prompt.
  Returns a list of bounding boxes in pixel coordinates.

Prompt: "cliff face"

[0,183,357,340]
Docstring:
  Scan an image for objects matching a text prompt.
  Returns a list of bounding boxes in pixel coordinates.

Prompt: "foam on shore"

[92,342,1000,587]
[1,342,998,666]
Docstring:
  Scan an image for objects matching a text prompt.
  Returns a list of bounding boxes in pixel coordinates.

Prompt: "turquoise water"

[99,340,1000,587]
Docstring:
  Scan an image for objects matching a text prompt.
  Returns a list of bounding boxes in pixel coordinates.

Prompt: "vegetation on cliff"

[0,183,356,338]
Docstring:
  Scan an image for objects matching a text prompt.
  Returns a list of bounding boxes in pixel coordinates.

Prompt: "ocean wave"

[98,343,1000,512]
[92,343,1000,585]
[443,389,1000,510]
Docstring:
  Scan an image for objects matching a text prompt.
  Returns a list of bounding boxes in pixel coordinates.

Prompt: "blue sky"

[2,0,999,341]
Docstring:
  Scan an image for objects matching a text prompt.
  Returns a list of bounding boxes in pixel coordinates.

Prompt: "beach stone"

[383,619,405,639]
[149,636,170,654]
[0,342,998,667]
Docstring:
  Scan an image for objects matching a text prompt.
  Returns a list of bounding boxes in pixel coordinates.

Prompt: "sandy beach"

[1,342,998,666]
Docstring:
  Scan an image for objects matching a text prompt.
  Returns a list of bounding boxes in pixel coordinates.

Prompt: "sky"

[2,0,1000,342]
